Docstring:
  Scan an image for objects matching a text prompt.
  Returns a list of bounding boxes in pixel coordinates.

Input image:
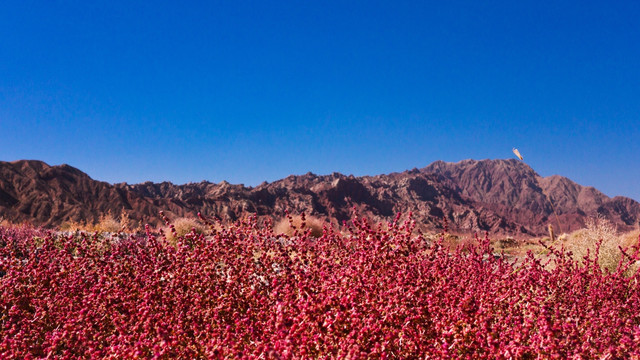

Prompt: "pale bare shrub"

[60,212,124,233]
[165,217,206,244]
[619,230,640,274]
[620,230,640,249]
[567,215,621,272]
[274,214,324,238]
[437,233,464,250]
[60,219,89,232]
[94,214,123,233]
[495,236,517,250]
[118,212,139,233]
[0,217,13,228]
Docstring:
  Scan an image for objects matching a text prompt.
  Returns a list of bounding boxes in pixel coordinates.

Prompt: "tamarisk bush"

[1,214,640,359]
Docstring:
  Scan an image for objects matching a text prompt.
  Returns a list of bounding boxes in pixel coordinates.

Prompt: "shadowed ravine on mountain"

[0,159,638,236]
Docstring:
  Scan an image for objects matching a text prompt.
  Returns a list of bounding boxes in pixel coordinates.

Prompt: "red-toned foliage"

[1,214,639,359]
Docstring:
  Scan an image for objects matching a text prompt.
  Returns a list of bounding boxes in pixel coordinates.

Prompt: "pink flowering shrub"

[1,213,640,359]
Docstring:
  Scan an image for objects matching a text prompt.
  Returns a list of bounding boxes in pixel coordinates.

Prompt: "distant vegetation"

[1,212,639,358]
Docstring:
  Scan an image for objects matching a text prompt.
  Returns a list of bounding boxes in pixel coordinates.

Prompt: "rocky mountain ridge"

[0,159,638,236]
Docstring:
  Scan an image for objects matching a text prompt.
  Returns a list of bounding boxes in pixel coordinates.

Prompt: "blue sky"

[1,1,639,200]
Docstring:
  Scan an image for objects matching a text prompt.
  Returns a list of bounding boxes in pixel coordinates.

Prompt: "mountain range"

[1,159,638,236]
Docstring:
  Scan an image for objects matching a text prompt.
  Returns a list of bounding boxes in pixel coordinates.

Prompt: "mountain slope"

[0,160,182,227]
[423,159,638,233]
[1,159,638,236]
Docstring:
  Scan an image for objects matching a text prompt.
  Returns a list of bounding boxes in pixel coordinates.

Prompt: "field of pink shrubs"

[2,213,640,359]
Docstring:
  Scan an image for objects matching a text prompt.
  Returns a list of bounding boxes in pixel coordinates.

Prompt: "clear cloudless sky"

[1,1,639,200]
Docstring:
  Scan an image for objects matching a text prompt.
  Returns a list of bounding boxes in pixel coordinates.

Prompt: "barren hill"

[0,159,638,236]
[423,159,640,233]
